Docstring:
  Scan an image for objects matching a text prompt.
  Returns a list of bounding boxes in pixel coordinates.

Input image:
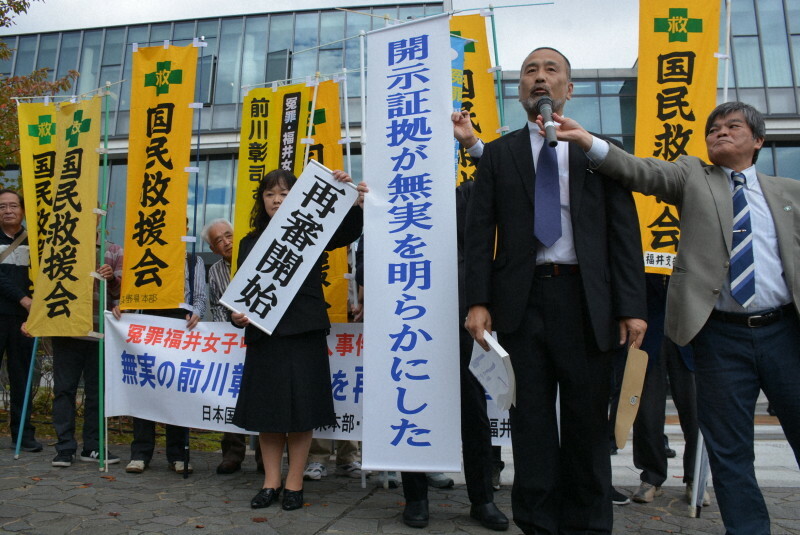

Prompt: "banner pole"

[722,0,732,102]
[97,84,112,471]
[340,68,353,177]
[487,6,506,133]
[14,337,39,459]
[303,72,321,168]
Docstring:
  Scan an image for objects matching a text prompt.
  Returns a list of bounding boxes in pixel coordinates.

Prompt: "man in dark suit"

[463,47,647,534]
[549,101,800,535]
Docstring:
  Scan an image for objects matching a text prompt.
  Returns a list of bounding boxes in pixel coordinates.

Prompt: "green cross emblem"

[311,108,326,135]
[27,114,56,145]
[654,8,702,43]
[144,61,183,96]
[65,109,91,148]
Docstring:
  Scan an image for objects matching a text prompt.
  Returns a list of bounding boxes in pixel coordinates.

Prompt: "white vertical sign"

[362,14,461,472]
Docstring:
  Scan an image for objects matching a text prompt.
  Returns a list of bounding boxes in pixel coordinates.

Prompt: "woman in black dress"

[231,168,365,511]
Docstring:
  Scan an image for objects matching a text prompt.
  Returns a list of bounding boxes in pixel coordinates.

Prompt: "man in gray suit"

[546,101,800,535]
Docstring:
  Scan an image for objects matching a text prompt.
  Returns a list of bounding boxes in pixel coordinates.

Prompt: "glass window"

[241,16,268,89]
[173,21,195,42]
[150,23,172,44]
[599,95,634,136]
[77,30,102,94]
[425,4,444,15]
[106,160,129,245]
[755,144,775,176]
[118,26,148,111]
[36,34,58,76]
[600,80,626,95]
[214,18,244,104]
[568,96,601,133]
[14,35,37,75]
[757,0,792,87]
[266,49,290,83]
[399,6,426,21]
[102,28,125,66]
[571,80,597,95]
[196,20,218,104]
[345,9,371,73]
[0,36,15,75]
[732,36,764,88]
[766,87,797,114]
[792,36,800,87]
[774,145,800,180]
[292,12,319,80]
[736,88,767,112]
[731,0,757,35]
[372,7,398,29]
[203,156,236,234]
[269,14,293,53]
[788,0,800,34]
[320,10,345,45]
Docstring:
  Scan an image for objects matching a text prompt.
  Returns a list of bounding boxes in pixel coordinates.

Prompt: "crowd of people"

[2,43,799,535]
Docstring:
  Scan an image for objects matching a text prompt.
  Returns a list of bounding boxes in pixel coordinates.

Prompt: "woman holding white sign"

[231,168,366,511]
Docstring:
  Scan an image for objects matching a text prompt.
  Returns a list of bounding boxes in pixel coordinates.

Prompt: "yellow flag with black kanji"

[306,80,349,323]
[18,101,57,275]
[635,1,720,274]
[450,14,501,185]
[121,44,197,309]
[232,83,309,274]
[26,97,101,336]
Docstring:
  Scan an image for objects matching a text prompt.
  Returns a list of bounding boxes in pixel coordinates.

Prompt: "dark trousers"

[500,273,612,535]
[52,337,100,454]
[0,314,36,441]
[130,418,188,464]
[692,309,800,535]
[633,338,698,486]
[401,327,498,505]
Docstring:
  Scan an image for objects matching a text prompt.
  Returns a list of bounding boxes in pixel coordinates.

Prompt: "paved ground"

[2,436,799,535]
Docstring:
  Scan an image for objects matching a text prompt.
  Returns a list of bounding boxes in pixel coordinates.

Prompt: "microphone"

[536,96,558,148]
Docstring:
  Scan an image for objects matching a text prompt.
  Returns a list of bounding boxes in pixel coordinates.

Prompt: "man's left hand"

[619,317,647,349]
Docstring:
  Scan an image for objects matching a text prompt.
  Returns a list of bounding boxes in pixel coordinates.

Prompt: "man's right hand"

[465,304,492,351]
[452,110,479,149]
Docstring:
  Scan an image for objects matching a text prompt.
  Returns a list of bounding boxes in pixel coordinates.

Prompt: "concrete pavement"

[2,435,799,534]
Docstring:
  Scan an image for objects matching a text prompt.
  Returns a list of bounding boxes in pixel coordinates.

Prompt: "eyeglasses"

[0,203,21,211]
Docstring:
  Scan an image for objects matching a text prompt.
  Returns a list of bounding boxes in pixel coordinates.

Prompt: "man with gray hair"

[548,101,800,535]
[201,218,262,474]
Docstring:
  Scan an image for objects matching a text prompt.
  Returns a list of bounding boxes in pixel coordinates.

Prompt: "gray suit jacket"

[598,143,800,346]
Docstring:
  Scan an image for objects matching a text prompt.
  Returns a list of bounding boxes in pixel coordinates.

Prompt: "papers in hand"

[469,331,516,412]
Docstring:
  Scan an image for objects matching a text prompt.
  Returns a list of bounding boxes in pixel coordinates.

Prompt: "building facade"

[1,0,798,250]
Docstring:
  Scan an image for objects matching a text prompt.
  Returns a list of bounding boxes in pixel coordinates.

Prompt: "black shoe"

[216,460,241,474]
[250,487,281,509]
[403,500,429,528]
[282,489,304,511]
[665,447,677,459]
[470,502,509,531]
[52,452,75,467]
[611,487,631,505]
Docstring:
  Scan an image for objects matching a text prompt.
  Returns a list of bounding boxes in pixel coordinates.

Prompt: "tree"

[0,0,78,185]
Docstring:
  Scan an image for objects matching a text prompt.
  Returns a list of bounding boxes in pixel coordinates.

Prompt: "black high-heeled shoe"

[250,486,282,509]
[282,488,304,511]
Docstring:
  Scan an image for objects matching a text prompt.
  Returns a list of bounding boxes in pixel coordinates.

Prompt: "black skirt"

[232,329,335,433]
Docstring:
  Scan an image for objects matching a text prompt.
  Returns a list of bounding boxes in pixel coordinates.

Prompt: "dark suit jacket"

[236,205,363,341]
[464,124,646,352]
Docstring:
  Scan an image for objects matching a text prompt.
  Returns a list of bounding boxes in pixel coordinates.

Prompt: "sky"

[1,0,642,70]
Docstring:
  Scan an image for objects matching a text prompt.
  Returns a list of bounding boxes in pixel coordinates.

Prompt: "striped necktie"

[730,171,755,307]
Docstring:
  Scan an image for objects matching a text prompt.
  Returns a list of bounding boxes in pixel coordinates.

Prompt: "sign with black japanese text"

[220,160,356,334]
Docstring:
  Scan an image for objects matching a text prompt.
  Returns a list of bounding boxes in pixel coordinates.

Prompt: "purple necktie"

[534,144,562,247]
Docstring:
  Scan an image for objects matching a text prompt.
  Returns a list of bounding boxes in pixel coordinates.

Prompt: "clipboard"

[614,345,648,450]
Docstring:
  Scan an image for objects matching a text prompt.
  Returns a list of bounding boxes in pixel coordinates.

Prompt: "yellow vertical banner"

[26,97,101,336]
[635,1,720,274]
[232,82,309,273]
[450,14,501,185]
[120,44,197,309]
[306,80,349,322]
[17,101,57,275]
